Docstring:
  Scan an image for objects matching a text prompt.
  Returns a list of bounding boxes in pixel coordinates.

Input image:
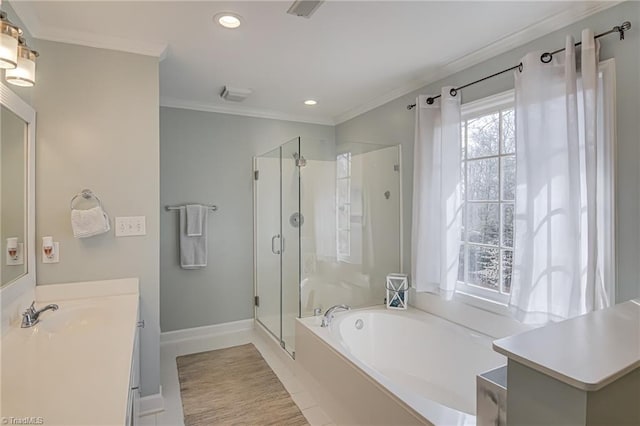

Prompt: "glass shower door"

[254,138,300,357]
[254,147,282,341]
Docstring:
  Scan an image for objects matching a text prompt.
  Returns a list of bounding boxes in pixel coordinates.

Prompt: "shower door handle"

[271,234,281,255]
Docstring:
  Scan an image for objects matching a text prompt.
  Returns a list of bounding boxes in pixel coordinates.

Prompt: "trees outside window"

[457,94,514,304]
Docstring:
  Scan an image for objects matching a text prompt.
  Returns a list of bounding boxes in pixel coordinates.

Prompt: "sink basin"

[35,305,106,334]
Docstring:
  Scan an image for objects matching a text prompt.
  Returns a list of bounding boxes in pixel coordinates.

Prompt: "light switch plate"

[115,216,146,237]
[42,242,59,264]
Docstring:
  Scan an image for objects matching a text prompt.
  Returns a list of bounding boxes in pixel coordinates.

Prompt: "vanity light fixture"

[214,12,242,29]
[0,11,20,69]
[0,9,37,87]
[304,99,318,106]
[5,37,38,87]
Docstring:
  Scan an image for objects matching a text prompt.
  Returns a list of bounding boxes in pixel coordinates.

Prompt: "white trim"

[0,82,36,336]
[139,387,165,416]
[160,96,335,126]
[333,1,621,124]
[454,291,511,318]
[461,90,515,119]
[9,2,168,59]
[37,25,169,59]
[160,318,254,345]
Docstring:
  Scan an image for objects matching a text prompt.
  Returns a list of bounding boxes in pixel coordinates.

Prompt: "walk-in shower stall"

[254,137,402,357]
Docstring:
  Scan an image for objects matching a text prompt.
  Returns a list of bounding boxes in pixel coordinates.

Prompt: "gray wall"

[160,107,334,332]
[33,40,161,397]
[336,2,640,304]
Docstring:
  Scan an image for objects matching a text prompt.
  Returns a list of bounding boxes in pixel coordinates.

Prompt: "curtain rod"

[407,21,631,110]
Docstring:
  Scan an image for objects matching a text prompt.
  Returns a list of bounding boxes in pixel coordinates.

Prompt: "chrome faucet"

[21,301,59,328]
[321,304,351,327]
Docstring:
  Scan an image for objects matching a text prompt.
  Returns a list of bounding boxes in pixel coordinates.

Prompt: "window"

[457,92,515,305]
[336,152,351,260]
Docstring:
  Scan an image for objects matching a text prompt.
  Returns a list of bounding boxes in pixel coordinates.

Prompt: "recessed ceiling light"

[214,12,242,29]
[304,100,317,106]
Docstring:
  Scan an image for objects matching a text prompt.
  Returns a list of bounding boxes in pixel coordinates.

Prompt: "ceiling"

[10,1,616,125]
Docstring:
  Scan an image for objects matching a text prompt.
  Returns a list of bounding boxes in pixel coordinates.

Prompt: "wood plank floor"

[176,343,309,426]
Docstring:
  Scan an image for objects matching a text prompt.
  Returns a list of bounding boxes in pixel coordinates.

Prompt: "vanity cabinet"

[493,299,640,425]
[0,267,142,425]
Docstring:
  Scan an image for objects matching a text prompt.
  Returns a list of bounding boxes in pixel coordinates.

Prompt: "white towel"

[186,204,203,236]
[71,206,110,238]
[180,206,208,269]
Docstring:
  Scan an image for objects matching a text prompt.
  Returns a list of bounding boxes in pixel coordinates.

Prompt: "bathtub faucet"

[321,304,351,328]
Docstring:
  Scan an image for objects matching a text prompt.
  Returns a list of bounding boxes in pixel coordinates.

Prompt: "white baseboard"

[139,386,165,416]
[160,318,255,345]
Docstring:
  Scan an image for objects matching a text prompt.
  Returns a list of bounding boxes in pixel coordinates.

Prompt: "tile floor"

[138,326,334,426]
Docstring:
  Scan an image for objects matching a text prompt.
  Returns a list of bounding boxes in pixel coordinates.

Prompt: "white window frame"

[457,90,515,306]
[336,152,352,261]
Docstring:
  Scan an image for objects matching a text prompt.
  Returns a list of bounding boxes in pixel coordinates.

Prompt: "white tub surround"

[493,299,640,424]
[0,278,140,426]
[296,307,505,425]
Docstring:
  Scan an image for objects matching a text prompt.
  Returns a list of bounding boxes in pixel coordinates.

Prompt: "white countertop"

[0,279,139,425]
[493,299,640,391]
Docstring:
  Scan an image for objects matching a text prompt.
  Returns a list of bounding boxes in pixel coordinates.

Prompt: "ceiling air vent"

[286,0,324,18]
[220,86,252,102]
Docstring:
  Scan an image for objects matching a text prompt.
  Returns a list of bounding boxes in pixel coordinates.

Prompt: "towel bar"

[165,204,217,212]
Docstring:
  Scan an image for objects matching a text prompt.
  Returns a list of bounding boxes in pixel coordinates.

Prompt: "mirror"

[1,106,28,286]
[0,83,35,289]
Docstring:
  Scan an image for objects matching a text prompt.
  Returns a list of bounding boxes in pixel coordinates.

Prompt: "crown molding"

[37,24,168,58]
[160,97,336,126]
[333,1,622,124]
[5,1,41,36]
[9,1,168,59]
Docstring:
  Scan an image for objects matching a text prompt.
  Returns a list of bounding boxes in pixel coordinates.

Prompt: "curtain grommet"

[540,52,553,63]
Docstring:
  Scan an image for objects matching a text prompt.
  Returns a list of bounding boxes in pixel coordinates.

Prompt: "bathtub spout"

[321,304,351,328]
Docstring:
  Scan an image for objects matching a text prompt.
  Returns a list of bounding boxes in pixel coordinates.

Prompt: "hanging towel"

[71,206,110,238]
[180,206,208,269]
[186,204,203,236]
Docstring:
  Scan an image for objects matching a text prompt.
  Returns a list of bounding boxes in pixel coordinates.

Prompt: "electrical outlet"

[6,243,24,266]
[115,216,146,237]
[42,242,59,264]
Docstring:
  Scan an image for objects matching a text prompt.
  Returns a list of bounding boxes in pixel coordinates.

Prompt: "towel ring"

[70,189,104,210]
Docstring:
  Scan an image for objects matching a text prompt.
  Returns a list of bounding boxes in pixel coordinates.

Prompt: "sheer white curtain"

[511,29,612,324]
[411,87,462,299]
